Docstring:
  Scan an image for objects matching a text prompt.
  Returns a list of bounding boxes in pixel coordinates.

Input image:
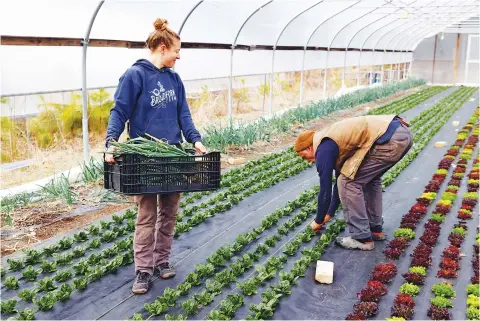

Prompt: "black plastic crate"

[104,152,221,195]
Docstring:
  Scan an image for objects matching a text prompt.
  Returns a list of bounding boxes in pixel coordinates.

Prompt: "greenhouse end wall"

[412,32,479,85]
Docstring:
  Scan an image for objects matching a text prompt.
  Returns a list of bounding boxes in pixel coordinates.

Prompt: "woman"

[105,18,207,294]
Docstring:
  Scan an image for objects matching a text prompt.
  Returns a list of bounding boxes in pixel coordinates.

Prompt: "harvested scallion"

[109,134,189,157]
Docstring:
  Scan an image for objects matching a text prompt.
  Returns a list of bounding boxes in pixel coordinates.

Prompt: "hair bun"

[154,18,169,31]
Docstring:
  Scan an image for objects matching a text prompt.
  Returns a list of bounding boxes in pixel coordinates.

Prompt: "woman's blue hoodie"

[105,59,201,147]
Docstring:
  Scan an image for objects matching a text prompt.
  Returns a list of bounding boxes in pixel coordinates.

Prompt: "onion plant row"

[204,78,426,151]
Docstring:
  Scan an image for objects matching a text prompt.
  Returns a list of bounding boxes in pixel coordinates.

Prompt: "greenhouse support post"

[348,7,405,87]
[380,19,441,83]
[374,21,418,84]
[464,35,477,83]
[406,1,477,48]
[408,57,413,78]
[401,11,471,53]
[371,64,375,84]
[380,60,385,84]
[81,0,104,164]
[373,0,454,83]
[453,33,461,84]
[357,17,403,85]
[268,49,274,116]
[431,34,438,83]
[23,98,31,152]
[297,1,359,100]
[370,20,424,84]
[336,5,383,89]
[178,1,203,37]
[229,0,273,125]
[311,1,359,98]
[269,0,324,113]
[342,2,398,88]
[172,0,204,73]
[299,49,306,105]
[397,2,476,52]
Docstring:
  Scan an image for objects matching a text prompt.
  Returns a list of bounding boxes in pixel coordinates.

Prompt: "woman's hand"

[104,146,116,163]
[194,141,207,154]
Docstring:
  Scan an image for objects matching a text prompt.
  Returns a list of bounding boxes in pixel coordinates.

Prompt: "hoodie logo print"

[149,81,176,108]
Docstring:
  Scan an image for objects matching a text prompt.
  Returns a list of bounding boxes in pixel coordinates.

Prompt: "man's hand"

[323,214,332,224]
[311,220,323,233]
[310,214,332,233]
[194,142,207,154]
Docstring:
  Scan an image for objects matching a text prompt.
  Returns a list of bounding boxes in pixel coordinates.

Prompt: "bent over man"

[294,115,413,250]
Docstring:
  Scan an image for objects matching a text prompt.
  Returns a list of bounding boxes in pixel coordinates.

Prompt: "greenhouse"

[0,0,479,320]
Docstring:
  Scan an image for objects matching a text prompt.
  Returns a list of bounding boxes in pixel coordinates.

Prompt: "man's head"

[294,130,315,162]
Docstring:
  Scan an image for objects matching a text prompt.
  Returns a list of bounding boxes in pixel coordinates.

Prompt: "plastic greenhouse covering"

[1,0,478,95]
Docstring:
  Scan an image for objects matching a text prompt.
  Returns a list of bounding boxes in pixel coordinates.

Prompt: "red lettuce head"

[420,234,439,247]
[437,268,458,279]
[458,211,473,220]
[402,215,421,225]
[427,218,442,226]
[472,275,479,284]
[412,243,433,257]
[410,203,428,214]
[446,149,459,156]
[357,286,382,302]
[442,245,460,260]
[448,234,465,247]
[440,258,460,270]
[427,305,451,320]
[435,205,451,215]
[432,175,447,183]
[448,178,462,186]
[424,221,442,232]
[411,255,432,268]
[454,167,466,174]
[366,280,387,295]
[462,198,478,207]
[388,238,410,250]
[371,264,397,283]
[438,159,453,169]
[394,294,415,308]
[402,272,425,285]
[468,186,479,192]
[469,172,480,180]
[353,302,378,318]
[384,247,403,260]
[425,180,442,192]
[400,222,417,230]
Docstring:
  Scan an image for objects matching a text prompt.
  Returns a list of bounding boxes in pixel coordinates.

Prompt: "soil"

[0,85,425,258]
[0,182,133,258]
[0,203,131,257]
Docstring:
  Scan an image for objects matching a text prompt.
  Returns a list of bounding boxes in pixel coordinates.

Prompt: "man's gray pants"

[338,124,414,240]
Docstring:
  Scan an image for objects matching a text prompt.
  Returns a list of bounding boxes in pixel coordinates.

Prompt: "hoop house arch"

[2,0,478,163]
